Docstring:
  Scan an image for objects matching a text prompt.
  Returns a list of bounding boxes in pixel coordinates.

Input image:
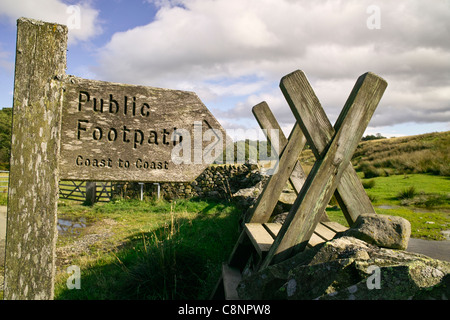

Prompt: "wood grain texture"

[248,101,330,224]
[4,17,67,300]
[280,70,379,225]
[263,71,387,267]
[248,105,307,223]
[60,76,227,182]
[222,264,242,300]
[252,102,305,193]
[245,223,274,256]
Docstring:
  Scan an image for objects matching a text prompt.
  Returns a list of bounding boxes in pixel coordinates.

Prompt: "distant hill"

[299,131,450,177]
[353,131,450,177]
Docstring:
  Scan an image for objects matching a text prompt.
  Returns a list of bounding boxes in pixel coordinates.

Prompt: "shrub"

[362,179,376,189]
[423,194,448,208]
[401,193,450,208]
[360,163,381,179]
[397,186,418,200]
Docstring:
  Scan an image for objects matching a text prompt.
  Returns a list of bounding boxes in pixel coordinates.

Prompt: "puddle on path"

[377,205,395,209]
[57,218,87,235]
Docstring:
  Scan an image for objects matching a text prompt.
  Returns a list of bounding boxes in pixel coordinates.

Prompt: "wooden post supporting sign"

[4,18,67,300]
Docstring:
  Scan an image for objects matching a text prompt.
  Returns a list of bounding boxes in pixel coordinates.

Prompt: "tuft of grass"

[358,162,381,178]
[120,219,208,300]
[362,179,376,189]
[400,193,450,209]
[397,186,418,200]
[368,194,377,203]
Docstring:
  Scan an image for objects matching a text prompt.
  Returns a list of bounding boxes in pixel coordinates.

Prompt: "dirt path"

[0,206,6,241]
[56,218,119,267]
[407,238,450,262]
[0,206,6,267]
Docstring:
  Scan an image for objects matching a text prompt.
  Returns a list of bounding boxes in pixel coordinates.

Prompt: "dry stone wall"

[114,163,267,200]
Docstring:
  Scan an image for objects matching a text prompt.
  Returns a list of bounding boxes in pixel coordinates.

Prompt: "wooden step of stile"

[307,221,349,248]
[244,221,349,253]
[222,264,242,300]
[308,233,326,248]
[244,223,275,257]
[314,223,336,241]
[321,221,348,233]
[263,223,281,238]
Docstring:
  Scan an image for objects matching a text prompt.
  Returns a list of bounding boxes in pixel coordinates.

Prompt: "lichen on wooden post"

[4,17,67,300]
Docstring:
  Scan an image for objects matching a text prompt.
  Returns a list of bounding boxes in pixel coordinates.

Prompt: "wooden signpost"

[60,76,225,182]
[4,18,227,300]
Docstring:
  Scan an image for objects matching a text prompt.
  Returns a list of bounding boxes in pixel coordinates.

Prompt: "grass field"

[299,131,450,177]
[54,198,241,299]
[0,171,8,205]
[326,173,450,240]
[364,173,449,240]
[353,131,450,176]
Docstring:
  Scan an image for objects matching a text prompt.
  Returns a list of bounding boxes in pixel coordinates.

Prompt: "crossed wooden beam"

[246,70,387,267]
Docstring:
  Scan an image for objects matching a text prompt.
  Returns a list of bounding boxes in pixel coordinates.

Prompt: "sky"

[0,0,449,139]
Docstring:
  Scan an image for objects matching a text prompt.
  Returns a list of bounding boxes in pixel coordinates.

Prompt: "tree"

[0,107,12,169]
[361,133,386,141]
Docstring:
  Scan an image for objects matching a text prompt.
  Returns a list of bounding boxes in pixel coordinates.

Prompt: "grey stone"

[342,213,411,250]
[232,180,265,208]
[237,236,450,300]
[272,212,289,224]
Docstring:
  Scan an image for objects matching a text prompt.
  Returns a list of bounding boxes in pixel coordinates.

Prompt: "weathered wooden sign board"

[60,76,226,182]
[4,17,227,300]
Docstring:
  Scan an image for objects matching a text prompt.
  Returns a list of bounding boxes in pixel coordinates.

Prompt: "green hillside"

[353,131,450,177]
[299,130,450,177]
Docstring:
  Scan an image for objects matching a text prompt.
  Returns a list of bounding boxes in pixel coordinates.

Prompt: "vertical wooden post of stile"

[4,18,67,300]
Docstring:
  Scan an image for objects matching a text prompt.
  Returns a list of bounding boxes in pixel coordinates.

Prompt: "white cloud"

[93,0,450,133]
[0,0,101,44]
[0,46,14,73]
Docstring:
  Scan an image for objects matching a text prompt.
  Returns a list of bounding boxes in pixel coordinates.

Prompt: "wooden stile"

[280,70,379,225]
[212,70,386,299]
[262,71,387,267]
